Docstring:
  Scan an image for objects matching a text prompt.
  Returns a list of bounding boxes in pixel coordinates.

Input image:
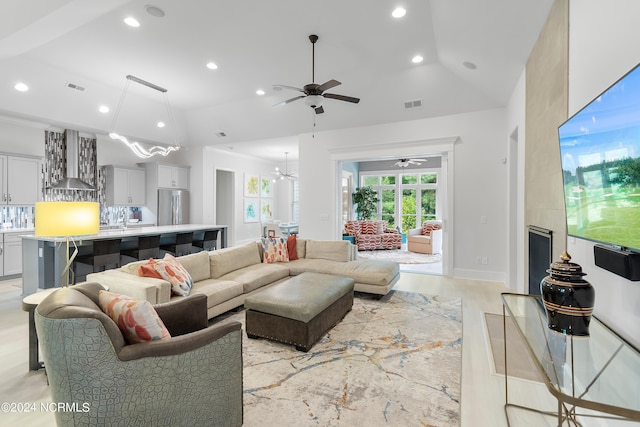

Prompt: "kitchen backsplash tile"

[0,206,34,229]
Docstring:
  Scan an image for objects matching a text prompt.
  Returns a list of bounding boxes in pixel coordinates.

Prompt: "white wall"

[567,0,640,348]
[0,117,46,156]
[298,108,509,281]
[185,145,284,246]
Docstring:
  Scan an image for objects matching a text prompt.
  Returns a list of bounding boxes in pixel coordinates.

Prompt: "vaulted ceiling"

[0,0,553,160]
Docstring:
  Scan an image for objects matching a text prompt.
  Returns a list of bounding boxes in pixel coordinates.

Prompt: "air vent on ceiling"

[403,99,422,110]
[216,132,227,137]
[66,82,85,92]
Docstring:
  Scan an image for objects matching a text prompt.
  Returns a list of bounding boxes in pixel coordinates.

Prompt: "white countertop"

[21,224,227,242]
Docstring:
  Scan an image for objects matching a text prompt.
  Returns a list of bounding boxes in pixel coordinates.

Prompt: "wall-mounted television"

[558,62,640,253]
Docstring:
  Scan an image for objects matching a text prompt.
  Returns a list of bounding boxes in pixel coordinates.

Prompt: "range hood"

[48,130,95,191]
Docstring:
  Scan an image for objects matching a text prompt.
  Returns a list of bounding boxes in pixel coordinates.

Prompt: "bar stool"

[192,229,219,252]
[74,238,122,279]
[160,232,193,257]
[121,235,160,261]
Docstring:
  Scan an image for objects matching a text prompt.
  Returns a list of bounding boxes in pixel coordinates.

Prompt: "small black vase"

[540,251,595,336]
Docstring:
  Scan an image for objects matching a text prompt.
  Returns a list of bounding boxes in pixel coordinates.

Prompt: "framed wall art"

[261,199,273,221]
[243,199,259,223]
[244,174,259,197]
[260,176,273,197]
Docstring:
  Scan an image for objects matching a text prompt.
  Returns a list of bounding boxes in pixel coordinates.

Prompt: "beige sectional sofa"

[87,239,400,319]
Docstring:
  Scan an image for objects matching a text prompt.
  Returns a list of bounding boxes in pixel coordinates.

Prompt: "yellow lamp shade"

[35,202,100,237]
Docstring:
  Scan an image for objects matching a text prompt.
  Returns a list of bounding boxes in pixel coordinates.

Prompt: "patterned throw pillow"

[98,290,171,344]
[422,222,442,235]
[137,258,163,279]
[153,254,193,296]
[261,237,289,263]
[287,234,298,260]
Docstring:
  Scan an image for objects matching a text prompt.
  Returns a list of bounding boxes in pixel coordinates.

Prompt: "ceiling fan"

[393,158,427,168]
[273,34,360,114]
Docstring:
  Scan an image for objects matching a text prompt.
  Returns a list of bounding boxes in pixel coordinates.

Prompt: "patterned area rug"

[218,291,462,426]
[356,249,441,264]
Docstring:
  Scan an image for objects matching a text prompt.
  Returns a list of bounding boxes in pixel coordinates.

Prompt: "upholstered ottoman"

[244,272,354,351]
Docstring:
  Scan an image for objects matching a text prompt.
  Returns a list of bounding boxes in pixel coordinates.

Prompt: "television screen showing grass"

[558,63,640,252]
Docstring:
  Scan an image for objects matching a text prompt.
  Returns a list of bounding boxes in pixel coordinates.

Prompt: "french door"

[361,172,438,232]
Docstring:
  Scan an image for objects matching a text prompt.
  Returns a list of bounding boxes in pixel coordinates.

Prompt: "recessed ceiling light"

[157,121,166,128]
[14,82,29,92]
[206,62,218,70]
[411,55,424,64]
[463,61,478,70]
[256,89,265,96]
[99,105,110,113]
[392,7,406,18]
[145,5,165,17]
[124,17,140,27]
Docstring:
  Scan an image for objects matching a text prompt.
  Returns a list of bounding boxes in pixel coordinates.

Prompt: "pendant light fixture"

[273,152,296,181]
[109,75,180,158]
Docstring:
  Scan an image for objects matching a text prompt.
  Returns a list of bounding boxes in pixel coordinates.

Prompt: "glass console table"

[501,293,640,426]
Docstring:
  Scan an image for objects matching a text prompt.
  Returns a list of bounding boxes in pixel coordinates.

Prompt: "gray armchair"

[35,282,243,427]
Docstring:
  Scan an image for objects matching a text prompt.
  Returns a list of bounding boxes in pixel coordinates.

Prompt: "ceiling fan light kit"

[393,158,427,168]
[273,34,360,115]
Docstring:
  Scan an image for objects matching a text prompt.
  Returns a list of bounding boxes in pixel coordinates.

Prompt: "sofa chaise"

[87,239,399,320]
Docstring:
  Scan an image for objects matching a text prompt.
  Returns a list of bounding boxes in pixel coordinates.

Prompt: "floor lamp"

[35,202,100,287]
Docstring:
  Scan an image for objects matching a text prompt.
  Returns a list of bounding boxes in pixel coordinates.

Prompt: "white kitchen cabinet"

[157,164,189,189]
[3,232,22,275]
[0,155,41,205]
[105,166,146,206]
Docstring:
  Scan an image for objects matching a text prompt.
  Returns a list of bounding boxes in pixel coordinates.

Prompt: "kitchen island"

[21,224,228,295]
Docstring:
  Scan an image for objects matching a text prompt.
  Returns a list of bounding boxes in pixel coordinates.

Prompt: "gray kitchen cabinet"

[3,232,22,275]
[0,155,41,205]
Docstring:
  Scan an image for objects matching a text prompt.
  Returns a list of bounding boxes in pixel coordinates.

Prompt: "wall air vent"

[403,99,423,110]
[66,82,85,92]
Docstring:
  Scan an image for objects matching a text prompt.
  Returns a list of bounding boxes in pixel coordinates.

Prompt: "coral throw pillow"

[287,234,298,260]
[99,290,171,344]
[261,237,289,263]
[154,254,193,296]
[137,258,163,279]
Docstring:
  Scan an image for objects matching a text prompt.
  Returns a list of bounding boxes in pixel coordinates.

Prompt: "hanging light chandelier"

[273,152,296,181]
[109,75,180,158]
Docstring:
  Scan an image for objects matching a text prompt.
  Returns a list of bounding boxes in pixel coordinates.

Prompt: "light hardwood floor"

[0,274,561,426]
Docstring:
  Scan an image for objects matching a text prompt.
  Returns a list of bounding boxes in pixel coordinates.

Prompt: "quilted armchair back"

[35,283,243,427]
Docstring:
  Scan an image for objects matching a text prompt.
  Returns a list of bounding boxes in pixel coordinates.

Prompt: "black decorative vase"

[540,251,595,336]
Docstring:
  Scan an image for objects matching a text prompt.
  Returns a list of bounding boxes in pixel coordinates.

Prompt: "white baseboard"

[453,268,506,284]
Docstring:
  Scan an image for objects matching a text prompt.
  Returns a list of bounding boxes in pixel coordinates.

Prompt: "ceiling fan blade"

[317,79,341,92]
[410,158,427,162]
[323,93,360,104]
[314,105,325,114]
[273,95,305,107]
[273,84,305,93]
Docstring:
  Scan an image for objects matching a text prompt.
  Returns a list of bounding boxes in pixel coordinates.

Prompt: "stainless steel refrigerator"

[157,189,189,225]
